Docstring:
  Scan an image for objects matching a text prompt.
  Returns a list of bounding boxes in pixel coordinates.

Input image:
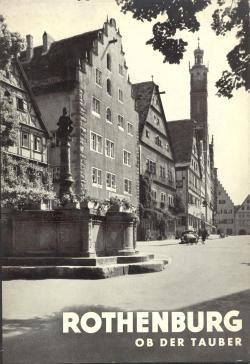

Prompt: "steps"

[1,254,170,280]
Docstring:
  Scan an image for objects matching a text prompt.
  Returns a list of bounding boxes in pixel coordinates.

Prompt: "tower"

[189,38,208,147]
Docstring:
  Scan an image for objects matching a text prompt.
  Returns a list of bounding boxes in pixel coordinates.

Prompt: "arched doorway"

[238,229,247,235]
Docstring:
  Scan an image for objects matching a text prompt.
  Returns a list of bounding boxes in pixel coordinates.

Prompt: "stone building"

[166,43,215,234]
[0,58,51,209]
[234,195,250,235]
[215,178,235,235]
[189,42,214,231]
[132,81,176,239]
[168,119,205,235]
[21,18,139,207]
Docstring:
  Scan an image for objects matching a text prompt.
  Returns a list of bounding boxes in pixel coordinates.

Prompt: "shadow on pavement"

[3,289,250,363]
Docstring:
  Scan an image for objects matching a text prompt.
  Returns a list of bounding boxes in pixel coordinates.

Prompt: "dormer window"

[107,53,111,70]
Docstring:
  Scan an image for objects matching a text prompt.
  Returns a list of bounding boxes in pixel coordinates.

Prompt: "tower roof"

[193,37,204,65]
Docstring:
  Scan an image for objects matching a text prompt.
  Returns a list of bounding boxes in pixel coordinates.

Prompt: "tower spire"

[194,38,204,65]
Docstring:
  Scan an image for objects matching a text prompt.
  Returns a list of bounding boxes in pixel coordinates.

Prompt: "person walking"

[146,227,151,242]
[201,229,208,244]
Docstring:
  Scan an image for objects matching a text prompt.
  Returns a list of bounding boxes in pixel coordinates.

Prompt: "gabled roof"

[132,81,155,136]
[16,58,49,136]
[240,194,250,207]
[167,119,196,164]
[20,29,101,84]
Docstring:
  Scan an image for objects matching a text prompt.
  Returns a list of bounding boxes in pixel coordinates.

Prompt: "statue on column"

[57,107,75,205]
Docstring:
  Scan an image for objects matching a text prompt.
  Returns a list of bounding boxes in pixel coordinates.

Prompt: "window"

[107,79,112,95]
[161,192,166,202]
[127,122,133,135]
[118,115,124,130]
[118,89,123,103]
[119,64,124,75]
[106,172,116,191]
[160,166,166,178]
[153,95,160,107]
[107,53,111,70]
[92,167,102,187]
[34,136,42,152]
[17,97,24,111]
[123,150,131,166]
[153,115,160,125]
[146,129,150,138]
[106,108,112,123]
[155,136,162,147]
[124,178,132,195]
[52,167,60,182]
[95,69,102,86]
[21,132,30,148]
[151,189,157,201]
[218,199,226,204]
[105,139,115,158]
[90,132,103,153]
[92,97,100,116]
[168,194,174,207]
[168,169,173,182]
[165,143,170,151]
[146,159,156,175]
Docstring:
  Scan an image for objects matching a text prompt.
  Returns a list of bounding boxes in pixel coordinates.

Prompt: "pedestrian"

[201,229,208,244]
[146,228,151,242]
[198,228,202,242]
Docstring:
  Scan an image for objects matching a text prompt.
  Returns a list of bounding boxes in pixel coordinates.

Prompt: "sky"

[1,0,249,204]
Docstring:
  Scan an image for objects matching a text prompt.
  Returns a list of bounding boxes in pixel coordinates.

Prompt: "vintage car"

[179,230,199,244]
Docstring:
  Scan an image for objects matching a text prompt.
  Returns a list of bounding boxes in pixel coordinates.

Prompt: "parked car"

[179,230,199,244]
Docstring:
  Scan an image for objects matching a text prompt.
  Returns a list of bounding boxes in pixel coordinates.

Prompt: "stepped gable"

[132,81,155,136]
[217,178,235,206]
[20,29,102,88]
[167,119,195,164]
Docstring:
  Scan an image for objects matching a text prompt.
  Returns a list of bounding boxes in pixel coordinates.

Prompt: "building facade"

[168,119,205,235]
[189,42,214,231]
[132,81,176,239]
[215,178,235,235]
[21,18,139,207]
[234,195,250,235]
[0,58,51,209]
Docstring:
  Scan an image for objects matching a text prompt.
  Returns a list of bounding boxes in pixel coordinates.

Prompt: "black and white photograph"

[0,0,250,363]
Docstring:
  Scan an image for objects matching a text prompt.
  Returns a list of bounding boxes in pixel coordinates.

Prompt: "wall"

[1,208,137,257]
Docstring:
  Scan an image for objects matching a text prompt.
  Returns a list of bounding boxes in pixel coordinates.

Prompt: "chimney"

[26,34,33,61]
[42,32,54,53]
